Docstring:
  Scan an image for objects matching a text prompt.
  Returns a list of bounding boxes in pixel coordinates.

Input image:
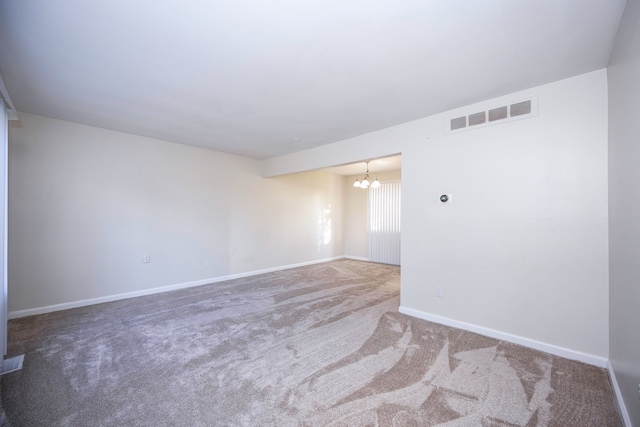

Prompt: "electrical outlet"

[436,286,444,298]
[143,255,150,263]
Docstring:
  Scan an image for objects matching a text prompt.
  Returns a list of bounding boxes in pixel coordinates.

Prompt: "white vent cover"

[0,354,24,375]
[446,97,538,135]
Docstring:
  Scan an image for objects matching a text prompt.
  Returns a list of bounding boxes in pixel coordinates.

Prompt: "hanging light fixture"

[353,161,380,189]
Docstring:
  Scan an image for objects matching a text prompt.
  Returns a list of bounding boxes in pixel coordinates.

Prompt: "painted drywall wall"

[608,0,640,423]
[8,113,344,314]
[344,170,402,260]
[0,102,7,356]
[264,70,610,359]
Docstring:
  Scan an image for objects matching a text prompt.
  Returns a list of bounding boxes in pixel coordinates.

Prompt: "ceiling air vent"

[468,111,486,126]
[510,100,532,117]
[446,97,537,135]
[450,116,466,130]
[489,106,508,121]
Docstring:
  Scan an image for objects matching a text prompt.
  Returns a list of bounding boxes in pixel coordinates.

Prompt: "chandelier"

[353,161,380,189]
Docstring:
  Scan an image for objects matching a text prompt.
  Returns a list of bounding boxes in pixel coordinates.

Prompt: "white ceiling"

[0,0,626,159]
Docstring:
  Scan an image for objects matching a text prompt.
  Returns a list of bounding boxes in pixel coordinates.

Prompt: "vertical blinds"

[368,180,401,266]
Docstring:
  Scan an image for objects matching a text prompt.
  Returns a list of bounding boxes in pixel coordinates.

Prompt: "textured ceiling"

[0,0,626,159]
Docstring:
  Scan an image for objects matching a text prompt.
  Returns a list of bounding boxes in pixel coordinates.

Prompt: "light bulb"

[353,179,361,188]
[361,179,369,188]
[371,179,380,188]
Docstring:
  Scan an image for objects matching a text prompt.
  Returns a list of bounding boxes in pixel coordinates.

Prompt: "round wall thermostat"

[440,195,449,203]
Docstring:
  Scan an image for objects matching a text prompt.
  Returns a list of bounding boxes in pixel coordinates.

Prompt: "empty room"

[0,0,639,426]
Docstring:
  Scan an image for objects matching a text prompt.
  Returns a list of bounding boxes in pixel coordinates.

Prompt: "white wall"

[8,113,344,315]
[0,101,8,356]
[264,70,610,360]
[608,0,640,423]
[8,71,612,364]
[344,170,401,260]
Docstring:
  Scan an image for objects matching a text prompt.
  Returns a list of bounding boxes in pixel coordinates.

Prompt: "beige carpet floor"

[0,259,623,426]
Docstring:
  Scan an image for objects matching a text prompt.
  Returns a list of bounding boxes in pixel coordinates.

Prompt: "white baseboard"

[8,256,345,320]
[398,306,608,368]
[607,360,632,427]
[343,256,369,262]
